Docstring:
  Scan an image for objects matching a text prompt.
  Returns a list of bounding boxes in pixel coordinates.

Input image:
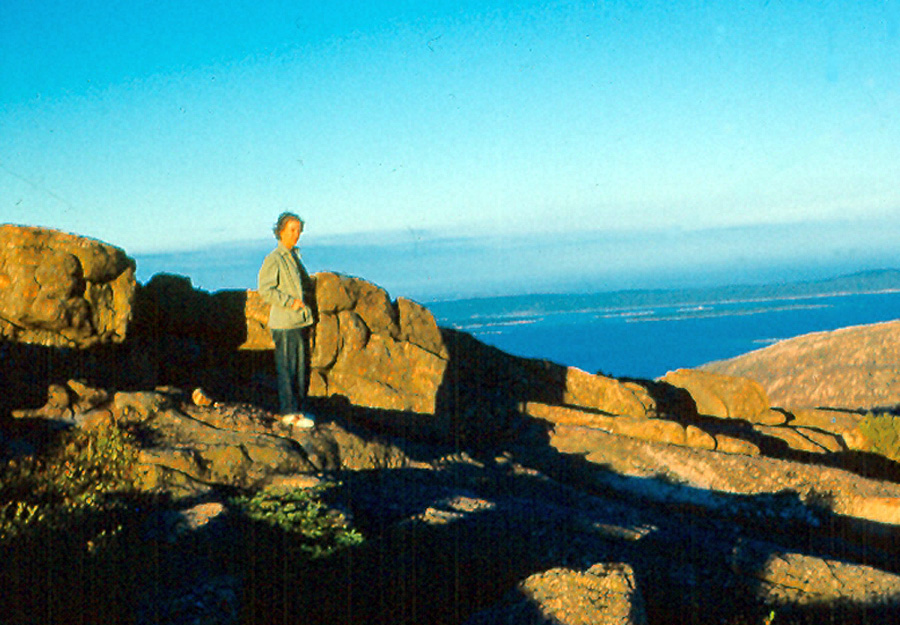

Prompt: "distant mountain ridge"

[430,268,900,322]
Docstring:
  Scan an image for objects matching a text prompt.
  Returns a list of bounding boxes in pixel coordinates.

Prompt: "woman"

[258,212,316,428]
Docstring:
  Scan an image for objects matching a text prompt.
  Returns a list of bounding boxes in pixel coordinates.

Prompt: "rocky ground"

[4,225,900,624]
[5,385,900,625]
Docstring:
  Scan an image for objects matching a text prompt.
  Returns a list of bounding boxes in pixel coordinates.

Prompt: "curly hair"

[273,212,304,239]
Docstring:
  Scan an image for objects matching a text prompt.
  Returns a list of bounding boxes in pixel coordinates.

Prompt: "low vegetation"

[229,484,364,559]
[859,411,900,463]
[0,421,149,623]
[0,421,366,624]
[0,421,139,543]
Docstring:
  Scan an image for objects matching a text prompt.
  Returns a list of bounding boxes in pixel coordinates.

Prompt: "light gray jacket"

[257,243,314,330]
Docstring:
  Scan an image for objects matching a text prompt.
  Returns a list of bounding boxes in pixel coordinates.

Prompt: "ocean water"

[430,291,900,380]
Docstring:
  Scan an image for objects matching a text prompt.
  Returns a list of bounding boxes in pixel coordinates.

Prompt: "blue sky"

[3,1,900,295]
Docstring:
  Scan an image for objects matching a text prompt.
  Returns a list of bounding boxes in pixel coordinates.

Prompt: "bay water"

[429,291,900,380]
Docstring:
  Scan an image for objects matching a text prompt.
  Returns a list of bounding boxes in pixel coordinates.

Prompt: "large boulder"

[0,225,136,347]
[307,274,449,414]
[660,368,782,425]
[563,367,656,417]
[241,272,450,415]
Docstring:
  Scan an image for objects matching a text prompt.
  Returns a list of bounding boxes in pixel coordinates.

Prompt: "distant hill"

[430,269,900,321]
[768,269,900,298]
[702,318,900,411]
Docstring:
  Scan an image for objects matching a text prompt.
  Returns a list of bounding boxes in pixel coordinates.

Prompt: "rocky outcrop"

[0,225,136,347]
[702,319,900,410]
[0,226,663,438]
[1,227,895,466]
[7,226,900,624]
[129,270,662,442]
[522,370,869,460]
[133,272,450,415]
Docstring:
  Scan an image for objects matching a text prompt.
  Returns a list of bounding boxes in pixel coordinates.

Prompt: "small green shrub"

[0,422,139,541]
[230,484,363,558]
[0,423,157,623]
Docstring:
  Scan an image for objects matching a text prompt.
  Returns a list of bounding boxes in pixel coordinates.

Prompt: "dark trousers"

[271,327,307,415]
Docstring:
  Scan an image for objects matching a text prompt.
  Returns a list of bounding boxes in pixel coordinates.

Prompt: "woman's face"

[279,218,302,249]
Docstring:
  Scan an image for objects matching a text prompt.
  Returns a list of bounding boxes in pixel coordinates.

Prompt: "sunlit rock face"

[0,225,136,347]
[304,272,450,415]
[701,319,900,411]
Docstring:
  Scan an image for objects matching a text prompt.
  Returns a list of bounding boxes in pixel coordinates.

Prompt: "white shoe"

[281,413,315,429]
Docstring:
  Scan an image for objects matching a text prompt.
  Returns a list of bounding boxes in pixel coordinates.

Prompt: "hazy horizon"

[133,217,900,302]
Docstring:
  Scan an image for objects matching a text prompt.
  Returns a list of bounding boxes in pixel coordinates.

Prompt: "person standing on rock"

[258,212,316,428]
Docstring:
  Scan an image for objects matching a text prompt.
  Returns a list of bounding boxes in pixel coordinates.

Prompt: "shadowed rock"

[545,423,900,526]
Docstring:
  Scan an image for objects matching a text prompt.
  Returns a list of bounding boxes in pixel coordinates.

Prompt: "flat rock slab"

[466,563,647,625]
[548,424,900,526]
